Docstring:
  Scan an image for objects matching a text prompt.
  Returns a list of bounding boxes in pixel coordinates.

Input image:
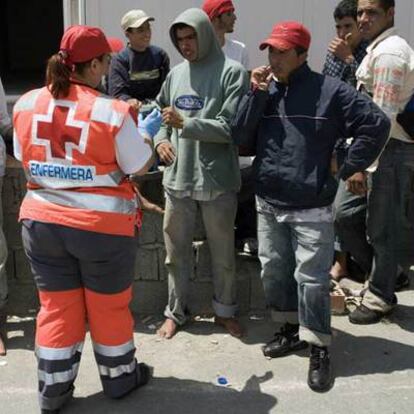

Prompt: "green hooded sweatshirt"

[154,8,249,193]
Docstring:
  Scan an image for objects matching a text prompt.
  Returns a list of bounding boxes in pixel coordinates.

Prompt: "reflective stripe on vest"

[26,189,137,215]
[24,163,125,189]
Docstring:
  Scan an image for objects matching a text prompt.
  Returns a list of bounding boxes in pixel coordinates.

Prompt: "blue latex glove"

[138,108,162,139]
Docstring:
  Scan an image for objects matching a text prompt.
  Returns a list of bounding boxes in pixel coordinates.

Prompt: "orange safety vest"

[14,83,139,236]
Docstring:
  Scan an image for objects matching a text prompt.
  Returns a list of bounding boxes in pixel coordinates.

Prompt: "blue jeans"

[363,139,414,311]
[257,199,334,346]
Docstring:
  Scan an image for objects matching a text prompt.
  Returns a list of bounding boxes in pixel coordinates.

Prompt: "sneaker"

[348,304,385,325]
[395,272,410,292]
[308,345,333,392]
[262,323,308,358]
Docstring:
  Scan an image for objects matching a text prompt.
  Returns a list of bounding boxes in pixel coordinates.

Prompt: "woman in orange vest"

[13,25,160,414]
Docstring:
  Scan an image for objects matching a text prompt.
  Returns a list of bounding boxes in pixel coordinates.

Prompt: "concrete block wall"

[3,165,264,316]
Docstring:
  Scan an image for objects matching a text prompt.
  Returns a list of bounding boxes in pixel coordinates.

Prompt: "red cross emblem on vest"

[33,101,88,160]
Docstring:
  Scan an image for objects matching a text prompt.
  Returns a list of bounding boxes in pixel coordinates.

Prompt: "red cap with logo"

[259,21,311,51]
[202,0,235,20]
[59,25,111,67]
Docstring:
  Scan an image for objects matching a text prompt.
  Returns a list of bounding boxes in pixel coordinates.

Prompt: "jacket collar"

[273,62,311,87]
[366,27,397,53]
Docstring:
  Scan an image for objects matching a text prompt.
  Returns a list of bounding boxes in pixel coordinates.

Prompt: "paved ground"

[1,272,413,414]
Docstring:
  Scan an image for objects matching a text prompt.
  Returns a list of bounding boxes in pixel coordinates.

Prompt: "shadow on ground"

[332,325,414,378]
[65,373,277,414]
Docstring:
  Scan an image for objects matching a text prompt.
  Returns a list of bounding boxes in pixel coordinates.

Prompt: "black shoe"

[112,362,152,400]
[136,362,152,387]
[41,410,60,414]
[348,304,384,325]
[395,272,410,292]
[307,345,333,392]
[262,323,308,358]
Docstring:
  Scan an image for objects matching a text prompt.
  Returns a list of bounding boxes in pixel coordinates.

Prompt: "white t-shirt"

[115,113,152,174]
[223,38,249,69]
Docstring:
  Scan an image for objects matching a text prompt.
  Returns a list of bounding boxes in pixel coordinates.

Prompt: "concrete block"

[6,249,15,281]
[3,167,26,214]
[157,247,168,281]
[3,213,23,249]
[7,280,39,315]
[135,246,159,281]
[331,289,346,315]
[138,211,164,245]
[194,241,212,281]
[131,280,168,314]
[14,248,34,284]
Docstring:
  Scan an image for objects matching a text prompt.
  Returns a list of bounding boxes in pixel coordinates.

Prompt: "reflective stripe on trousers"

[36,342,83,411]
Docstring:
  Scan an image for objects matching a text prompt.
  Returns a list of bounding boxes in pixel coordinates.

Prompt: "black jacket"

[231,63,390,210]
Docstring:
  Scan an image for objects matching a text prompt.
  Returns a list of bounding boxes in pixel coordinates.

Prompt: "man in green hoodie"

[154,8,249,339]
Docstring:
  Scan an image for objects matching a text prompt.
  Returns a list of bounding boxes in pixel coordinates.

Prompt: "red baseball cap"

[59,25,111,64]
[259,21,311,51]
[107,37,124,53]
[202,0,235,20]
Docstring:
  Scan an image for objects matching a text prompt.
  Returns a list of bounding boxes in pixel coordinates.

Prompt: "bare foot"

[214,316,244,338]
[157,318,178,339]
[330,254,348,281]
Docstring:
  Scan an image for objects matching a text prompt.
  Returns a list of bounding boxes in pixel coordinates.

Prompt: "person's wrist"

[344,55,355,65]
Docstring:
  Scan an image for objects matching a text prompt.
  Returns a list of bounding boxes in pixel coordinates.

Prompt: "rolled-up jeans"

[0,177,8,310]
[257,198,334,347]
[163,191,238,325]
[362,139,414,312]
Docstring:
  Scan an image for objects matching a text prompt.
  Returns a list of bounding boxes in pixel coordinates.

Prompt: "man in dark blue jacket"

[231,21,390,392]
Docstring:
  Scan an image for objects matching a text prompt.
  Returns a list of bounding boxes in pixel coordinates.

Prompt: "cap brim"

[259,38,294,51]
[128,16,155,28]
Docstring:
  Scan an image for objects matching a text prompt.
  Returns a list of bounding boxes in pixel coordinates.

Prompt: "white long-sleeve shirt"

[356,28,414,143]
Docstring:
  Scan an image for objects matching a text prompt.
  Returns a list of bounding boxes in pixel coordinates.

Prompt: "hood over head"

[169,8,223,63]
